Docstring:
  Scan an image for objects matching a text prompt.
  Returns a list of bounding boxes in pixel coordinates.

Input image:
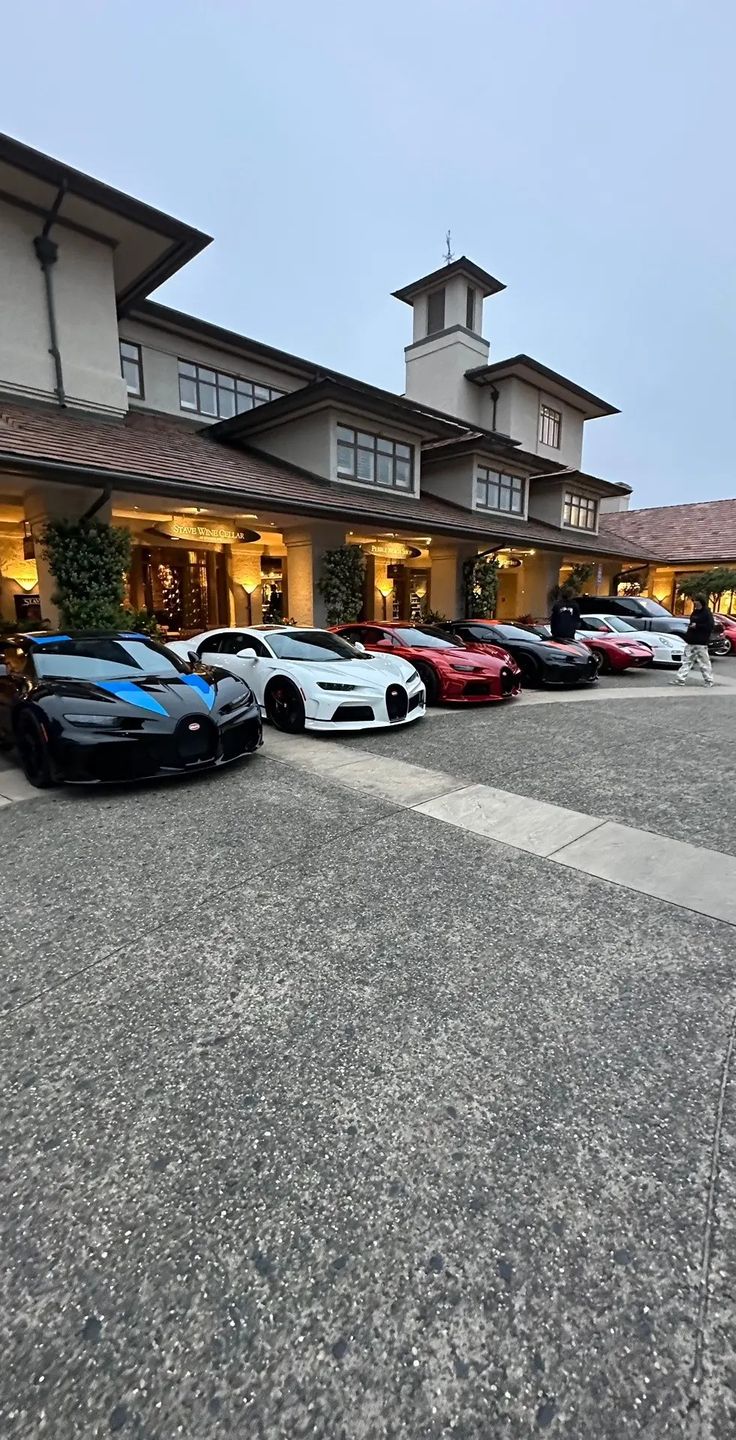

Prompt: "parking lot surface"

[2,678,736,1439]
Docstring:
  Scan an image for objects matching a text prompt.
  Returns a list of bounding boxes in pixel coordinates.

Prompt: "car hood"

[40,671,228,717]
[290,655,414,685]
[411,643,506,671]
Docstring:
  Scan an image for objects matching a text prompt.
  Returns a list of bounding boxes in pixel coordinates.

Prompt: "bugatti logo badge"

[188,721,201,732]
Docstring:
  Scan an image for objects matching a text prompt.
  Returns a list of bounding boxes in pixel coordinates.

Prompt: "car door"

[196,631,271,707]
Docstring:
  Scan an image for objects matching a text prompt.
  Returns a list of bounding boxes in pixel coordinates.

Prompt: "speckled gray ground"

[328,691,736,857]
[2,702,736,1438]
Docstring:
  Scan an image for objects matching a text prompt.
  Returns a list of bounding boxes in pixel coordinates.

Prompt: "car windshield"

[479,624,537,643]
[392,626,458,649]
[598,616,636,633]
[267,630,356,662]
[31,636,188,681]
[624,598,672,617]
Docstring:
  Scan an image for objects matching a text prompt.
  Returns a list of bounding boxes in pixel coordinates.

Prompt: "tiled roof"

[0,400,646,558]
[600,499,736,563]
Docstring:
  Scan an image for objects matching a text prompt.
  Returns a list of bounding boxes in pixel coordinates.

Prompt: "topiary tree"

[41,518,157,633]
[317,545,366,626]
[462,554,500,618]
[677,567,736,611]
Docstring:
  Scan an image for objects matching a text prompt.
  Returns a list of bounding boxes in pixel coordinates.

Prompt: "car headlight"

[63,713,119,727]
[318,681,357,692]
[405,668,420,683]
[222,691,253,714]
[450,662,480,673]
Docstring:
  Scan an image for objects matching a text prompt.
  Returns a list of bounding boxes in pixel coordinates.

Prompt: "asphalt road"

[2,684,736,1439]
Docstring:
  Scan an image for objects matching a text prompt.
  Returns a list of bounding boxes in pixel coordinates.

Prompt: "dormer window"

[336,425,413,490]
[539,403,562,449]
[476,466,525,516]
[426,287,446,336]
[563,491,597,530]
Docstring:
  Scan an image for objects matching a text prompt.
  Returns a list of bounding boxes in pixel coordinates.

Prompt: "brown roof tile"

[601,499,736,563]
[0,400,646,559]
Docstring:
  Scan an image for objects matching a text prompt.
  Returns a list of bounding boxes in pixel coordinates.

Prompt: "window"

[466,286,476,331]
[475,467,525,515]
[539,404,562,449]
[336,425,413,490]
[426,287,446,335]
[120,341,143,397]
[266,631,357,662]
[178,361,284,419]
[563,492,598,530]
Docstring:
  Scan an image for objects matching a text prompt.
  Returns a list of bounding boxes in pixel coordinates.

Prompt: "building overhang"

[393,256,506,303]
[0,132,211,314]
[207,377,469,444]
[465,354,619,419]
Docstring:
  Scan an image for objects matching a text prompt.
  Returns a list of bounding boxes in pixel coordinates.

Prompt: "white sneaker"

[669,678,685,687]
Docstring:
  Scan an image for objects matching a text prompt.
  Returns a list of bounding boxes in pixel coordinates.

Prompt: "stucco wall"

[0,199,127,415]
[493,377,585,466]
[249,410,331,477]
[527,479,565,527]
[404,328,488,424]
[118,319,306,420]
[421,455,475,507]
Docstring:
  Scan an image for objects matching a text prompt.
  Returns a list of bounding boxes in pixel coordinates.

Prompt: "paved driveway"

[2,677,736,1438]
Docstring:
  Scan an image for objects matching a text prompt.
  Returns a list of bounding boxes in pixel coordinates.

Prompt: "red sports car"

[529,623,652,673]
[334,622,521,704]
[714,614,736,654]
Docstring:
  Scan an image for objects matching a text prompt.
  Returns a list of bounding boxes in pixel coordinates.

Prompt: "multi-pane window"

[336,425,413,490]
[426,287,446,335]
[563,491,598,530]
[178,361,285,419]
[539,403,562,449]
[120,341,143,397]
[475,466,525,515]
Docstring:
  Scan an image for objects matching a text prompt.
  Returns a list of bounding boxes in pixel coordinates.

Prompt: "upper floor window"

[336,425,413,490]
[564,491,597,530]
[178,361,285,419]
[539,403,561,449]
[120,341,143,397]
[426,287,446,336]
[476,466,525,516]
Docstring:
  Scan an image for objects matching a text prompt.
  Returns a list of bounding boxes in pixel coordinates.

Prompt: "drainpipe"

[33,182,68,407]
[82,486,112,520]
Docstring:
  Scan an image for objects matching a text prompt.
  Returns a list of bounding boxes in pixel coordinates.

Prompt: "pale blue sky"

[3,0,735,506]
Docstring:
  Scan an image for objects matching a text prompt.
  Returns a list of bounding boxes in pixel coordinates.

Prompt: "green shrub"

[462,554,499,618]
[41,519,158,633]
[317,545,366,626]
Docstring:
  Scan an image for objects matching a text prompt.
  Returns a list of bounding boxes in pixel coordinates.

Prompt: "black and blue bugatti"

[0,631,262,787]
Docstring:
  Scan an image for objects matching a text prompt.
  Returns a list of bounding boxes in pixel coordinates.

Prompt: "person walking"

[670,596,715,687]
[549,586,581,641]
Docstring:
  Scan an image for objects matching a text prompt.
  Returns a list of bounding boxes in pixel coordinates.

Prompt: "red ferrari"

[714,614,736,654]
[334,622,521,704]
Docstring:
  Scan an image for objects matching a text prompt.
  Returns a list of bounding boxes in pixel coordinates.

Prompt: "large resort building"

[0,132,652,634]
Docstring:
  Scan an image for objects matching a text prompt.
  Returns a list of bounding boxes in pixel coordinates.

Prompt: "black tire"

[415,661,440,705]
[15,711,55,788]
[518,654,542,686]
[596,651,612,675]
[265,678,306,733]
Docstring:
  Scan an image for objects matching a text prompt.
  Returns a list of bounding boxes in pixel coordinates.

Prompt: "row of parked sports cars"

[0,611,726,787]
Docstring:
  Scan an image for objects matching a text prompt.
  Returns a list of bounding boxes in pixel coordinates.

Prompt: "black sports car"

[0,631,262,787]
[440,620,599,686]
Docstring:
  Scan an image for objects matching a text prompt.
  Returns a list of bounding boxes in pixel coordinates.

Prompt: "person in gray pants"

[670,596,715,687]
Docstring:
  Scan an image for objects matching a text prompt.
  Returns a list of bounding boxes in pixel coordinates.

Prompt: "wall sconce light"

[241,581,260,625]
[377,581,394,621]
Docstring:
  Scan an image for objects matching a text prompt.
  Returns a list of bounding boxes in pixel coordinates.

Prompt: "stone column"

[228,545,265,626]
[429,542,477,620]
[518,550,565,620]
[24,482,113,628]
[283,522,348,626]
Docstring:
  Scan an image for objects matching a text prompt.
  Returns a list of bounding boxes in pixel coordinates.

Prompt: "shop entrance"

[139,546,229,635]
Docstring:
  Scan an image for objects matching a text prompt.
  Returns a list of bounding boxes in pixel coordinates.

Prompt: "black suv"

[577,594,723,640]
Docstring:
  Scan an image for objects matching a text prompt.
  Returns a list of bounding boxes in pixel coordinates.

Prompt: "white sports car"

[577,614,684,666]
[167,626,426,733]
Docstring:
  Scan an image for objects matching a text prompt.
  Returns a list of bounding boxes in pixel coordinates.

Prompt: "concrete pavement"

[2,680,736,1438]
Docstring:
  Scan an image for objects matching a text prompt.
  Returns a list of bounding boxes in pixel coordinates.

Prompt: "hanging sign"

[363,541,422,561]
[154,519,260,544]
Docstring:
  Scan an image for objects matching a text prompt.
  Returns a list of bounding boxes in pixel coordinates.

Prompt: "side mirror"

[237,647,257,660]
[188,650,200,667]
[353,640,366,653]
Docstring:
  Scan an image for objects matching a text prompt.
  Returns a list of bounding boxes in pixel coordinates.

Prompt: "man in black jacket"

[550,587,581,641]
[670,596,715,687]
